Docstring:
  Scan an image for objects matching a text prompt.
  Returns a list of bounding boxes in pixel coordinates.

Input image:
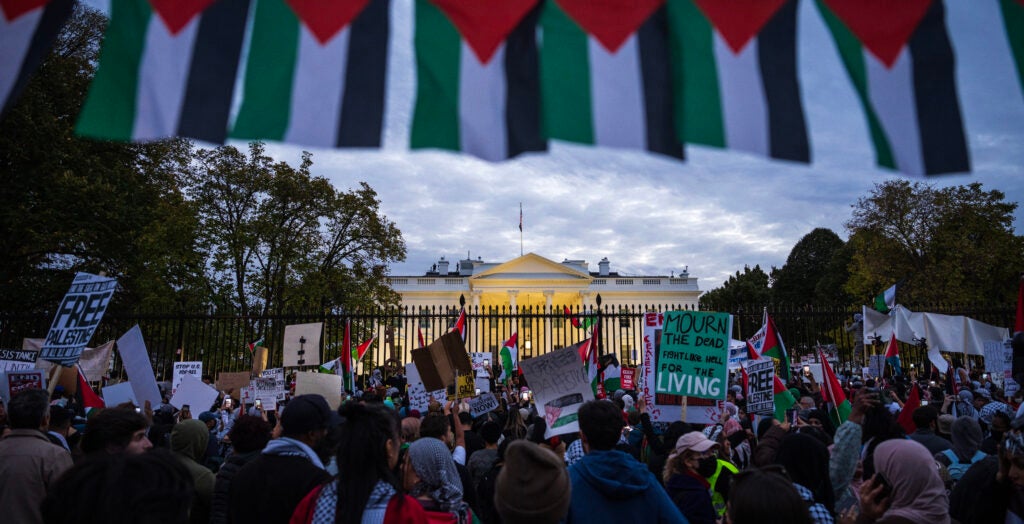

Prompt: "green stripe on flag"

[831,399,852,428]
[668,0,725,147]
[76,0,151,140]
[231,0,301,140]
[410,0,461,152]
[815,0,895,169]
[540,1,593,144]
[1001,0,1024,93]
[774,387,796,422]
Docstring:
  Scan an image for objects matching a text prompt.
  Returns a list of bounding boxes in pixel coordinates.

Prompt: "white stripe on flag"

[866,48,924,177]
[285,26,351,147]
[0,9,43,108]
[459,42,508,161]
[714,33,769,156]
[589,35,646,150]
[133,16,200,140]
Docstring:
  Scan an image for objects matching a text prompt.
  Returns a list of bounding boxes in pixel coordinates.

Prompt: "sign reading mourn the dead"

[656,311,731,400]
[519,347,595,438]
[40,273,117,366]
[745,359,775,415]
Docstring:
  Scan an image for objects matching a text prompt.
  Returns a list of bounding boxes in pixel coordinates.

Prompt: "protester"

[950,428,1024,523]
[0,389,74,524]
[229,394,335,524]
[80,405,153,455]
[856,439,950,524]
[495,440,571,524]
[935,416,986,487]
[402,415,421,446]
[211,415,271,524]
[171,419,216,524]
[45,406,75,453]
[980,411,1011,455]
[726,467,813,524]
[907,405,952,455]
[776,433,835,524]
[467,420,501,489]
[564,400,685,523]
[458,412,484,459]
[403,437,474,523]
[662,431,719,524]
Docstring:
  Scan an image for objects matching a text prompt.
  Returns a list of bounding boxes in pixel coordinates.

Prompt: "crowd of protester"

[1,354,1023,524]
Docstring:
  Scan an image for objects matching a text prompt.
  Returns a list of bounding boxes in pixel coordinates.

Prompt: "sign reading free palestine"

[655,310,732,400]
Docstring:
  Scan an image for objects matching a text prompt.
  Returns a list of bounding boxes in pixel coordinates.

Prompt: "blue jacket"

[565,449,689,524]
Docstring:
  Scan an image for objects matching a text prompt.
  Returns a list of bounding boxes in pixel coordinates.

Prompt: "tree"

[771,228,846,305]
[845,180,1023,304]
[699,265,772,310]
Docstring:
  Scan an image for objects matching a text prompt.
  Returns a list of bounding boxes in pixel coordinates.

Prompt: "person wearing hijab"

[935,416,986,489]
[403,437,472,523]
[775,433,835,524]
[857,439,950,524]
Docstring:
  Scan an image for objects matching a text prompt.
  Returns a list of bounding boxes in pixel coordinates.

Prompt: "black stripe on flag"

[337,0,390,148]
[1,0,74,119]
[178,0,251,144]
[638,6,684,159]
[504,2,547,158]
[909,0,969,175]
[758,0,809,162]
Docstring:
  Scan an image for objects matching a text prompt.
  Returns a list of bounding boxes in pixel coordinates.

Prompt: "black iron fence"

[0,302,1014,382]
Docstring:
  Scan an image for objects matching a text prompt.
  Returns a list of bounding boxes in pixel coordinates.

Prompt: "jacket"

[0,429,73,524]
[665,471,715,524]
[211,449,260,524]
[171,419,217,524]
[229,438,332,524]
[565,449,688,524]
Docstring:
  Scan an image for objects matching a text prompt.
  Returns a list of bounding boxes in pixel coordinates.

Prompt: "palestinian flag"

[873,279,903,314]
[342,320,354,390]
[815,0,969,175]
[231,0,389,148]
[884,332,902,376]
[353,336,375,363]
[896,383,922,434]
[819,347,851,427]
[668,0,808,162]
[247,336,264,355]
[0,0,74,118]
[563,305,594,330]
[76,365,105,416]
[1001,0,1024,96]
[418,327,427,348]
[450,307,466,341]
[773,374,796,422]
[540,0,683,158]
[76,0,251,143]
[411,0,545,160]
[498,332,518,383]
[319,358,341,375]
[600,352,622,393]
[760,311,791,381]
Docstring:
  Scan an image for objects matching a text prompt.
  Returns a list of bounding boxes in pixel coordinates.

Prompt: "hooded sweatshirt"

[171,419,216,524]
[565,449,687,524]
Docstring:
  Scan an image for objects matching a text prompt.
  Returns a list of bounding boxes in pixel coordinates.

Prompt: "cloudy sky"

[87,1,1024,290]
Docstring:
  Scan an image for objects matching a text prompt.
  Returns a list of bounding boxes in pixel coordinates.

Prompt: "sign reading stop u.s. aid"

[656,311,731,400]
[40,273,117,366]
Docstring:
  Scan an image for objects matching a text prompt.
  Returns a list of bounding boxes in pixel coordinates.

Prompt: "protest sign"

[40,272,117,366]
[294,371,342,410]
[23,339,114,382]
[116,325,162,408]
[745,359,775,415]
[641,312,727,424]
[983,340,1013,387]
[169,375,219,411]
[727,340,748,370]
[406,363,447,413]
[173,362,203,395]
[447,373,475,401]
[411,332,472,392]
[1,370,46,405]
[252,345,268,375]
[519,346,595,438]
[260,368,287,401]
[475,376,491,393]
[471,352,492,378]
[0,348,37,372]
[469,392,499,418]
[256,395,278,411]
[283,323,323,367]
[216,372,251,397]
[102,381,139,407]
[620,367,636,391]
[656,310,731,401]
[868,355,885,378]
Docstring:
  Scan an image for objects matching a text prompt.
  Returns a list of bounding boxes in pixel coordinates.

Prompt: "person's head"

[1003,431,1024,487]
[726,468,812,524]
[799,396,815,410]
[495,441,571,524]
[403,437,465,515]
[401,416,421,443]
[775,432,835,514]
[989,411,1012,440]
[227,415,271,454]
[937,414,955,437]
[577,400,624,452]
[951,415,983,460]
[81,406,152,455]
[41,448,193,524]
[197,411,218,430]
[973,389,991,409]
[170,419,209,463]
[419,413,453,445]
[7,389,50,430]
[48,406,74,436]
[663,431,719,482]
[279,394,335,446]
[872,439,949,518]
[480,421,501,447]
[457,411,473,429]
[335,402,403,523]
[911,405,939,431]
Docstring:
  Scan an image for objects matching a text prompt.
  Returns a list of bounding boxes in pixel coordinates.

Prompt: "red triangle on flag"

[822,0,933,68]
[896,383,921,434]
[1,0,48,22]
[77,366,105,411]
[149,0,217,36]
[884,333,900,358]
[693,0,786,54]
[555,0,665,54]
[431,0,540,64]
[286,0,371,45]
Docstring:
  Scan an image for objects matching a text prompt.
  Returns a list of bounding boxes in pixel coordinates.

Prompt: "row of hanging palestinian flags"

[4,0,1024,175]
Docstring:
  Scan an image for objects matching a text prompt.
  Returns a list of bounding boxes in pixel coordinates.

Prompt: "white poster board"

[102,381,139,407]
[23,339,115,382]
[169,375,219,411]
[745,358,775,415]
[469,392,499,418]
[0,348,37,372]
[0,370,46,406]
[294,371,342,410]
[116,325,163,408]
[39,272,117,366]
[260,368,288,401]
[471,352,492,378]
[173,362,203,395]
[641,312,725,423]
[868,355,885,379]
[405,362,447,413]
[283,323,323,367]
[983,340,1013,388]
[519,346,595,438]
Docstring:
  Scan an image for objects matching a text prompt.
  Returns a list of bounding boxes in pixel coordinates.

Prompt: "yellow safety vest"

[708,459,739,517]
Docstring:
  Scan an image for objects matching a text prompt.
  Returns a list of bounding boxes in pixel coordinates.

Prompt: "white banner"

[116,325,162,408]
[519,346,595,438]
[172,362,203,395]
[40,272,117,366]
[170,375,219,411]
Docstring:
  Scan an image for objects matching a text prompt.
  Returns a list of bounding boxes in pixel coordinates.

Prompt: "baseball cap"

[673,431,719,455]
[280,394,338,436]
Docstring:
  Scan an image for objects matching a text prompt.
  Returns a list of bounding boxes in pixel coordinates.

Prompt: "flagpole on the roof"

[519,202,523,257]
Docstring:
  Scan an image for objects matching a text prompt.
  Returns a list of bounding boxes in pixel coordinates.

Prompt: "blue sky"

[85,1,1023,290]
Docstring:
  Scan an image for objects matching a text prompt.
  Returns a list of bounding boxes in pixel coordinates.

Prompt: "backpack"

[940,449,986,481]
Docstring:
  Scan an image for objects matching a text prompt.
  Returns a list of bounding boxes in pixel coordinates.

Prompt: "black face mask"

[697,456,718,477]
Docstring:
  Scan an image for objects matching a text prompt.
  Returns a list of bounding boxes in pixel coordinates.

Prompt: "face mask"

[697,456,718,477]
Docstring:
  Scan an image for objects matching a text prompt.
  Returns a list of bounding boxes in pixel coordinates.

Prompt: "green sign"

[655,310,732,400]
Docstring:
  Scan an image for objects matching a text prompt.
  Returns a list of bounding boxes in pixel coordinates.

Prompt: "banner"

[983,340,1014,388]
[728,340,749,370]
[22,339,114,382]
[406,362,447,413]
[656,310,731,400]
[260,368,288,401]
[294,371,342,410]
[283,323,323,367]
[745,359,775,415]
[40,272,117,366]
[519,346,595,438]
[468,392,499,418]
[641,312,726,424]
[172,362,203,395]
[0,348,37,372]
[620,367,636,391]
[868,355,886,379]
[169,375,219,411]
[1,370,46,405]
[116,325,162,408]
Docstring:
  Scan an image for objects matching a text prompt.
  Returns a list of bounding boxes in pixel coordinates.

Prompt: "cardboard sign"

[216,372,251,396]
[283,323,323,367]
[745,359,775,415]
[23,339,114,382]
[116,326,162,408]
[0,348,37,372]
[252,345,269,375]
[173,362,203,394]
[102,381,139,407]
[294,371,343,410]
[40,272,117,366]
[656,311,731,400]
[169,375,219,411]
[519,346,595,438]
[406,363,447,413]
[411,332,472,392]
[620,367,636,391]
[471,352,493,378]
[469,392,499,418]
[1,370,46,405]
